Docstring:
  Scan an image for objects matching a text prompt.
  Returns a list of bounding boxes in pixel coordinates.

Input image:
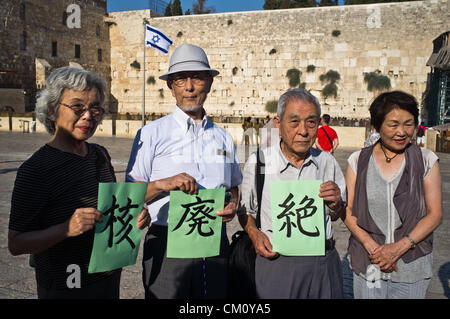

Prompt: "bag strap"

[321,127,334,152]
[255,147,265,228]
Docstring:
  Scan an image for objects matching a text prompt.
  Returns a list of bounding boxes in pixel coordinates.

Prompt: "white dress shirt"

[126,106,242,226]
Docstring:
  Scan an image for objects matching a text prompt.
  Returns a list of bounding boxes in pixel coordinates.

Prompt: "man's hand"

[217,200,237,223]
[156,173,198,194]
[319,181,342,211]
[136,207,150,229]
[248,227,279,259]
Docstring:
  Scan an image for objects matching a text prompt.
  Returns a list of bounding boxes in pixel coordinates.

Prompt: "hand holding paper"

[319,180,342,211]
[88,182,147,274]
[167,188,225,258]
[270,180,325,256]
[66,208,103,237]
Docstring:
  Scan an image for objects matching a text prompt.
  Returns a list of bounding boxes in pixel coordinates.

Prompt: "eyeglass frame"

[168,72,212,87]
[60,102,105,119]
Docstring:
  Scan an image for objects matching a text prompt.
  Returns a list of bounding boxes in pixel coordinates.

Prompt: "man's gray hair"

[35,66,106,135]
[277,88,321,120]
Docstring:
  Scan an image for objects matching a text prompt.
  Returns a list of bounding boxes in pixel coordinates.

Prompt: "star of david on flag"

[145,25,173,55]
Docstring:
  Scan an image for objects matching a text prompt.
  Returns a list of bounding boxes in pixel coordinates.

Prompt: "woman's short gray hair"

[277,88,321,120]
[35,66,106,135]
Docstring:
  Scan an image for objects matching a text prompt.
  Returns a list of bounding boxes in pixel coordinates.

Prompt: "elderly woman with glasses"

[8,66,149,299]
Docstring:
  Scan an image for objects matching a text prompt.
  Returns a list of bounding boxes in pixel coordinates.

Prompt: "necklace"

[380,143,399,163]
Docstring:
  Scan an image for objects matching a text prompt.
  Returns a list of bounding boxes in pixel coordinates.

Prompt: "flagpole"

[142,22,146,127]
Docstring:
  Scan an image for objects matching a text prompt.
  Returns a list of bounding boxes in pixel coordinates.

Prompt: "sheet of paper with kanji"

[167,188,225,258]
[270,180,325,256]
[88,182,147,273]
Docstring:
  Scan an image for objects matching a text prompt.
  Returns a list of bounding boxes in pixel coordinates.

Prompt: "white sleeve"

[237,152,258,216]
[226,133,243,187]
[421,148,439,178]
[347,150,361,175]
[125,128,154,182]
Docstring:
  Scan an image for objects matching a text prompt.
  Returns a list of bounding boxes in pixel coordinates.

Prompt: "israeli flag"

[145,25,173,55]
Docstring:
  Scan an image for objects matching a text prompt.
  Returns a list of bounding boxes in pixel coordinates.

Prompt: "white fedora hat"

[159,44,219,81]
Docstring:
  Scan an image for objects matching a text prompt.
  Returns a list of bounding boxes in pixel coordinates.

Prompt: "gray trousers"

[142,224,229,299]
[353,272,430,299]
[255,247,343,299]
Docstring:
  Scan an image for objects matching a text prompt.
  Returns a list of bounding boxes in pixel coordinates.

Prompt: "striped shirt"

[9,143,119,290]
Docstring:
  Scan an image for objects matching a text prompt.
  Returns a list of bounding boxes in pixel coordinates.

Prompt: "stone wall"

[108,0,450,119]
[0,0,111,111]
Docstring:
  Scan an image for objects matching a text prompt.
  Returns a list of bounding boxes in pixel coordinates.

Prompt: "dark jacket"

[348,143,433,275]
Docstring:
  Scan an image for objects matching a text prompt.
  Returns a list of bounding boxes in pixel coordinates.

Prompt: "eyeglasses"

[170,73,209,87]
[60,103,105,119]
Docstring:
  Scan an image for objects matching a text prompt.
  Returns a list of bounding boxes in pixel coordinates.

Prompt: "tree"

[319,0,338,6]
[172,0,183,16]
[164,1,172,16]
[192,0,215,14]
[264,0,317,9]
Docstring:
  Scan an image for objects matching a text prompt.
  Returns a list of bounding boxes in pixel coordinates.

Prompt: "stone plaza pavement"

[0,131,448,299]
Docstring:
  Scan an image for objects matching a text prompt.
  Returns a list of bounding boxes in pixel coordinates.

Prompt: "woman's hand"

[369,238,410,272]
[66,208,103,237]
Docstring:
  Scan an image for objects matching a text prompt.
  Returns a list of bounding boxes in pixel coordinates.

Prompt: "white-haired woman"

[8,67,149,299]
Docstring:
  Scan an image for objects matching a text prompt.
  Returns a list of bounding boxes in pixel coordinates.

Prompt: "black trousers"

[142,224,229,299]
[37,270,121,299]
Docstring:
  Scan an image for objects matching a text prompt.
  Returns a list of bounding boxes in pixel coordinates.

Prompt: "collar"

[276,141,319,173]
[172,105,208,133]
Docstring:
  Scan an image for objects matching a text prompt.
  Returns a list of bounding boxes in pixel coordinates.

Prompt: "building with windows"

[426,31,450,126]
[0,0,110,112]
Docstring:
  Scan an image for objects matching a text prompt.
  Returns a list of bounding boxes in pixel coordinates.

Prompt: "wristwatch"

[406,235,416,249]
[329,199,344,212]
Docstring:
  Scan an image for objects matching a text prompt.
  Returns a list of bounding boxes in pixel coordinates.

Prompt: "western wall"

[108,0,449,119]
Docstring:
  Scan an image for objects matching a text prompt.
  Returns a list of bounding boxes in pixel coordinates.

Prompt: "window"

[97,49,102,62]
[96,25,101,37]
[20,32,27,51]
[52,41,57,57]
[19,3,25,20]
[75,44,80,58]
[62,12,68,26]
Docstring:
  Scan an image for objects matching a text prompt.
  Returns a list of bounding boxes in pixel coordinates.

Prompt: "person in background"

[364,124,380,148]
[344,91,442,299]
[416,121,427,147]
[315,114,339,154]
[8,67,149,299]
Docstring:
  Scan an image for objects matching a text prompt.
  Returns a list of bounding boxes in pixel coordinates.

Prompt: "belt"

[325,238,335,251]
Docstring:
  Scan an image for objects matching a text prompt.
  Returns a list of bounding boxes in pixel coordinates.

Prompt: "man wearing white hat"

[126,44,242,299]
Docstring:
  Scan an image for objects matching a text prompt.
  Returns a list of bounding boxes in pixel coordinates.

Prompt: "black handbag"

[227,147,264,298]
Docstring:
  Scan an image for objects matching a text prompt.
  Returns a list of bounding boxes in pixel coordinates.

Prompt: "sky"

[107,0,265,14]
